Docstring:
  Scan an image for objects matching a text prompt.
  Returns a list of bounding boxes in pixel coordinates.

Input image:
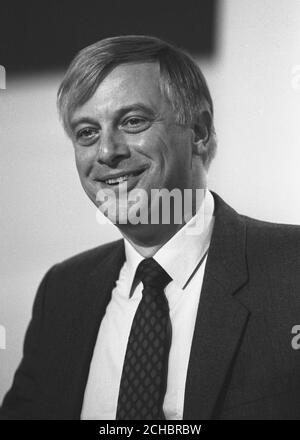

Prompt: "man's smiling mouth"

[105,175,131,185]
[100,168,147,186]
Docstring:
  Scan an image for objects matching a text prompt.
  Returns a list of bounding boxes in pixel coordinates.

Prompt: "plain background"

[1,0,300,402]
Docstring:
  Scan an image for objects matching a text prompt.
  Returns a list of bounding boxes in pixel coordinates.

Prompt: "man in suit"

[1,35,300,420]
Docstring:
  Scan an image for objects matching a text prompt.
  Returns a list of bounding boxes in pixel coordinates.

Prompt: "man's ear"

[191,111,212,156]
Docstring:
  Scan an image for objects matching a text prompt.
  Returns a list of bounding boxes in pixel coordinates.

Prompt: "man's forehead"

[70,61,164,122]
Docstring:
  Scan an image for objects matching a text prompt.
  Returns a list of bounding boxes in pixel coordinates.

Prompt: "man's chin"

[97,200,151,226]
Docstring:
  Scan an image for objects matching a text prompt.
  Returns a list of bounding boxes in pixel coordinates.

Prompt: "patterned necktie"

[116,258,172,420]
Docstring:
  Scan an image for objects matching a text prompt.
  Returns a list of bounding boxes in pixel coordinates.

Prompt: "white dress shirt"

[81,190,215,420]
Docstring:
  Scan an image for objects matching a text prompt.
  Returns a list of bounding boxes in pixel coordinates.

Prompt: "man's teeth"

[105,174,131,184]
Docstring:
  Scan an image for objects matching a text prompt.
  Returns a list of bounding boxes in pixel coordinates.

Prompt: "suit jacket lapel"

[65,239,125,419]
[183,193,250,420]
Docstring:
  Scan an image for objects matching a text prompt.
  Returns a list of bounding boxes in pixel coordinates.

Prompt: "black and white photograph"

[0,0,300,422]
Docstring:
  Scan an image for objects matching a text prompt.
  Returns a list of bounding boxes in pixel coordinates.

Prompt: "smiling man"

[61,38,214,251]
[1,35,300,420]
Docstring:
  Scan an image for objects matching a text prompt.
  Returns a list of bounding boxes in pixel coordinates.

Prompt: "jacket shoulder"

[212,191,300,252]
[240,214,300,272]
[241,214,300,243]
[49,238,124,279]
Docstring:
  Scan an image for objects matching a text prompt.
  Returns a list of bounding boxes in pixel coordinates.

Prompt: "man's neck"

[119,191,207,257]
[120,222,184,258]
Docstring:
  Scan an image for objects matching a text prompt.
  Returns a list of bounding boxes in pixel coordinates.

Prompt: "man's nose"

[95,130,130,166]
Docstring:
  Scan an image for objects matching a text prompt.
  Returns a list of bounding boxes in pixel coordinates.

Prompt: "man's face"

[70,62,197,225]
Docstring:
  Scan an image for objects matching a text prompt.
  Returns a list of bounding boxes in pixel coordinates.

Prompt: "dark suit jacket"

[1,192,300,420]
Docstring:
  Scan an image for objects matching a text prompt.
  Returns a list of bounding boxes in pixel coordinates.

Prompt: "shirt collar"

[124,189,215,293]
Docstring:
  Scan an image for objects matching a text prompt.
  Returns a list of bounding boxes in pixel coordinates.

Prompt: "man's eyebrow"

[69,103,158,130]
[69,117,98,131]
[117,104,157,117]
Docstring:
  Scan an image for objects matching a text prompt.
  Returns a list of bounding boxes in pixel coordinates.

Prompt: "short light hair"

[57,35,217,167]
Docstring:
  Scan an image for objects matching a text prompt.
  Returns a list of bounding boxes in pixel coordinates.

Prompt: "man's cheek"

[75,155,92,178]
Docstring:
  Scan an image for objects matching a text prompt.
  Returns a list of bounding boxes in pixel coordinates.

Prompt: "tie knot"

[135,258,172,290]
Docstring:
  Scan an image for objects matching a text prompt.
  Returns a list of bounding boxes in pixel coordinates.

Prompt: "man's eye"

[122,117,150,132]
[76,128,99,145]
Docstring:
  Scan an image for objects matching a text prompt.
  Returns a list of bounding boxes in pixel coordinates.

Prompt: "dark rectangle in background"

[0,0,217,75]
